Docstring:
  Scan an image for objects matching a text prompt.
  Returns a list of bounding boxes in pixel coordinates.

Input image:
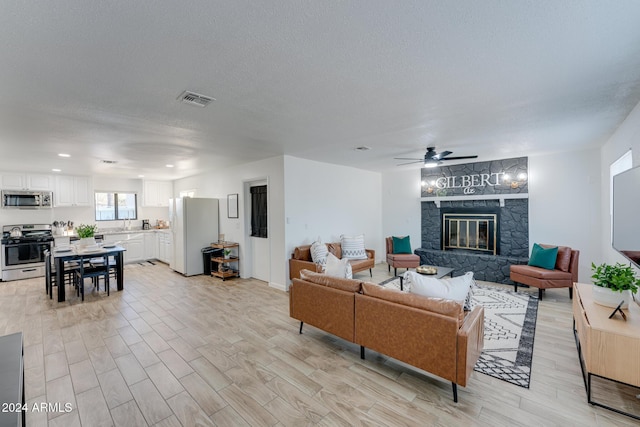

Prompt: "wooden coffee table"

[398,265,454,290]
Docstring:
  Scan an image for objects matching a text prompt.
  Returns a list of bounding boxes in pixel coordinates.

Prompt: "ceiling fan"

[395,147,478,167]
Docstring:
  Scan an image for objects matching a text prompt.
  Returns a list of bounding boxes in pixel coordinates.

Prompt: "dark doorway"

[250,185,267,238]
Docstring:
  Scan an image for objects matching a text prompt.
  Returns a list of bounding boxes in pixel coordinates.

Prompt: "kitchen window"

[95,192,138,221]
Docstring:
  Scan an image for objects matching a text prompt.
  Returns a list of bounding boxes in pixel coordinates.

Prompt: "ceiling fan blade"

[434,150,452,160]
[394,157,423,161]
[396,160,425,166]
[440,155,478,161]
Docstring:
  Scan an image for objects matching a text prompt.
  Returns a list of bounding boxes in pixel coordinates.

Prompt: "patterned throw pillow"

[310,240,328,267]
[340,234,367,260]
[345,261,353,279]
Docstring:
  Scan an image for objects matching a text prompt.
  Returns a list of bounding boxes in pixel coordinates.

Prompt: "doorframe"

[243,177,270,283]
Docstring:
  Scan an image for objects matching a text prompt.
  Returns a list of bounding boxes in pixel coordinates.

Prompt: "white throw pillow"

[325,252,353,279]
[310,239,328,267]
[340,234,367,260]
[408,271,475,309]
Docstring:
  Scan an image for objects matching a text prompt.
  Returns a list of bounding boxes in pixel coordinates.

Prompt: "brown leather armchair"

[386,237,420,276]
[510,244,579,300]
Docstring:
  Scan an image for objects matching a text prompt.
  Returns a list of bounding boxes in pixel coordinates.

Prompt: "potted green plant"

[224,248,232,259]
[75,224,98,247]
[591,262,640,308]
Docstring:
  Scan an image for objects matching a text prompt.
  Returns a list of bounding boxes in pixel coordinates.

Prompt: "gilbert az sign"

[431,172,507,194]
[421,157,528,198]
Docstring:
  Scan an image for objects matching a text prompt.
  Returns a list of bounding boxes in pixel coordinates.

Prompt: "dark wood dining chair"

[45,249,78,300]
[73,254,110,301]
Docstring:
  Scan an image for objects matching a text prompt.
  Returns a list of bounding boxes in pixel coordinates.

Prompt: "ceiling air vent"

[178,91,215,108]
[355,146,372,151]
[101,160,117,164]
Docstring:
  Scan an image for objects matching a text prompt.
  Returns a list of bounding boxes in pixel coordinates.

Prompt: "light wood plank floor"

[0,262,637,426]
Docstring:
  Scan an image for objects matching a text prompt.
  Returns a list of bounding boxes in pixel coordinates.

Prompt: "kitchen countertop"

[102,227,171,234]
[53,228,171,238]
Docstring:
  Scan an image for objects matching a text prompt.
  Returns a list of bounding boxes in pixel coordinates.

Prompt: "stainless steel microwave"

[1,190,53,209]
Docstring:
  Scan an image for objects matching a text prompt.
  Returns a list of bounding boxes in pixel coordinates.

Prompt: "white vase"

[592,285,631,309]
[78,237,96,247]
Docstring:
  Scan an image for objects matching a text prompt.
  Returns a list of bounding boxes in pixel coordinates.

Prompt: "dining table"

[53,245,126,302]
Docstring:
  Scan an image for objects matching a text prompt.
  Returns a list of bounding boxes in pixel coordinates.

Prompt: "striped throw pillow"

[340,234,367,260]
[310,240,328,266]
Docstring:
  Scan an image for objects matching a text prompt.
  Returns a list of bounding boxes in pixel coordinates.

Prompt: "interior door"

[248,181,270,282]
[251,236,269,282]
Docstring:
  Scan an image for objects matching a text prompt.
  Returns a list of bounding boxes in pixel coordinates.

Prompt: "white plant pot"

[592,285,631,309]
[78,237,96,248]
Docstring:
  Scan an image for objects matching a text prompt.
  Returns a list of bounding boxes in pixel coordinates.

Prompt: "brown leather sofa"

[510,244,580,300]
[289,270,484,402]
[289,243,375,280]
[385,236,420,276]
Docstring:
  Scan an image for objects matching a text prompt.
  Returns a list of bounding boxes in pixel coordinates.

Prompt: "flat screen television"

[612,165,640,268]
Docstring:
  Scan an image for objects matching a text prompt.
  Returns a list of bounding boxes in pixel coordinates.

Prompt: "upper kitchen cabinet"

[143,180,172,207]
[55,175,93,207]
[1,172,53,191]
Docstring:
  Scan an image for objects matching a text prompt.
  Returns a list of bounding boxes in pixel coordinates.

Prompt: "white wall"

[528,148,602,283]
[0,208,57,228]
[284,156,383,275]
[381,168,422,253]
[599,100,640,265]
[174,156,286,290]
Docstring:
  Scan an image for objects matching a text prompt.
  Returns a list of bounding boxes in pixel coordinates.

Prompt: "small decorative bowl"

[417,265,437,275]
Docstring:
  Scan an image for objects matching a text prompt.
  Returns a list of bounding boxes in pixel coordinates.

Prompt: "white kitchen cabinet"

[104,232,144,263]
[144,233,157,260]
[125,237,144,263]
[55,175,93,207]
[143,180,172,207]
[157,233,165,263]
[1,172,53,191]
[156,231,173,264]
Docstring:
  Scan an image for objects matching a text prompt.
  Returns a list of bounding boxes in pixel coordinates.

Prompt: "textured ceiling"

[1,1,640,179]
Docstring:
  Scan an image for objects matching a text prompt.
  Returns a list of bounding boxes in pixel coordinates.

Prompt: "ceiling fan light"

[424,161,440,168]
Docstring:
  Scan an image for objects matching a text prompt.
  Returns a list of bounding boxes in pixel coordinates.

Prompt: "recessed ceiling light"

[354,146,372,151]
[52,169,61,172]
[58,153,71,158]
[138,175,145,178]
[166,164,174,168]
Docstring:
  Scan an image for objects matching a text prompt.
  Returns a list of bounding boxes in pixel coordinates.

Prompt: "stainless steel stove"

[1,224,54,281]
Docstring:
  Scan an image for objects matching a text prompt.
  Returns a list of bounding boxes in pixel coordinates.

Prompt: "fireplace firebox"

[441,208,499,255]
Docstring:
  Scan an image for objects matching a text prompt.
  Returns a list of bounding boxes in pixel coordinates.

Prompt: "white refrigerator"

[169,197,219,276]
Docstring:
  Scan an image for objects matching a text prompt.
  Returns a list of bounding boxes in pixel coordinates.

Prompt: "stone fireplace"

[415,156,529,284]
[416,199,528,284]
